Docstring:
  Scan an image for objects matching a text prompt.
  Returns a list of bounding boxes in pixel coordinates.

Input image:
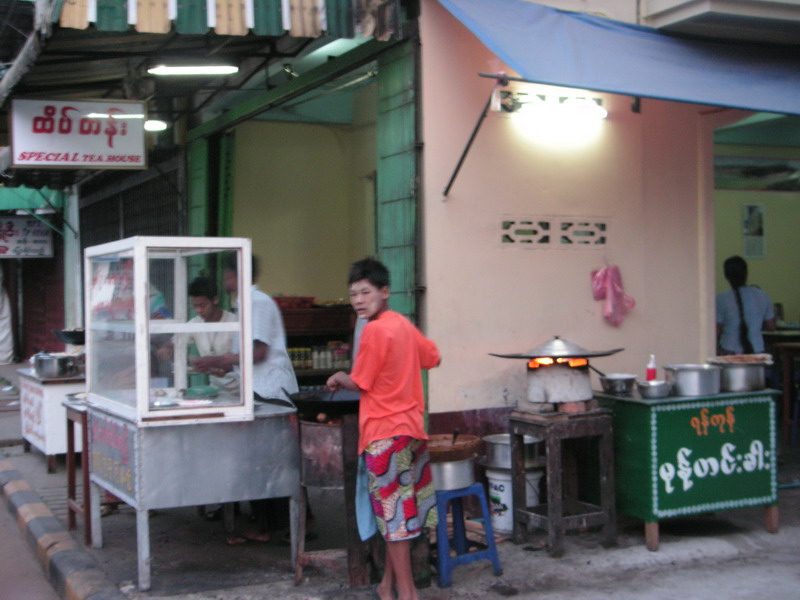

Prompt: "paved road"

[2,357,800,600]
[0,496,60,600]
[0,363,58,600]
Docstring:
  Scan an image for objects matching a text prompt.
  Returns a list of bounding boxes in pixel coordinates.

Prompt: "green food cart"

[597,390,779,550]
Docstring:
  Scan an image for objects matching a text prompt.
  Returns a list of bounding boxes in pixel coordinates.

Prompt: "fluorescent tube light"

[86,113,145,119]
[144,120,168,132]
[147,65,239,76]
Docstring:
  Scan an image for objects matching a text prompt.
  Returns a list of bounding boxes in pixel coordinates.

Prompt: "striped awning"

[58,0,398,40]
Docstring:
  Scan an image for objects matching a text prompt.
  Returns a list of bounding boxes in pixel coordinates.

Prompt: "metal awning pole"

[38,189,78,237]
[442,75,507,198]
[23,208,63,236]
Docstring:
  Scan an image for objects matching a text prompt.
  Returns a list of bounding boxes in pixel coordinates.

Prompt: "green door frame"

[376,39,420,323]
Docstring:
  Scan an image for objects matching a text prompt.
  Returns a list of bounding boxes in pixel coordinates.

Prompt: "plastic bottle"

[646,354,657,381]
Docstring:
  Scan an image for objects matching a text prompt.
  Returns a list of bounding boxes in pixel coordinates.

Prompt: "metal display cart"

[83,236,300,590]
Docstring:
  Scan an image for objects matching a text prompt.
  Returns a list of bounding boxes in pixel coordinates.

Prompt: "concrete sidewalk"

[2,359,800,600]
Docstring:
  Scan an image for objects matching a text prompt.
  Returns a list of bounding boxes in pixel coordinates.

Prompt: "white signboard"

[0,217,54,258]
[11,99,147,169]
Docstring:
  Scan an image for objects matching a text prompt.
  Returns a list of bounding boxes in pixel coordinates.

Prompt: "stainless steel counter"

[87,401,300,590]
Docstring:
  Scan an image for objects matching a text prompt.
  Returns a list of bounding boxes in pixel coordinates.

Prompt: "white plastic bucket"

[486,468,543,534]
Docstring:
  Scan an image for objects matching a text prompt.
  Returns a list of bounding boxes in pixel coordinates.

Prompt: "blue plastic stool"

[435,482,503,587]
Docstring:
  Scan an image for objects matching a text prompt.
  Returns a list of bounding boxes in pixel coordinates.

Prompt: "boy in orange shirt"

[327,258,440,600]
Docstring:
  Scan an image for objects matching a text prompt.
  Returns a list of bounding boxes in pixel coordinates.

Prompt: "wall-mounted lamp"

[147,64,239,76]
[497,91,607,120]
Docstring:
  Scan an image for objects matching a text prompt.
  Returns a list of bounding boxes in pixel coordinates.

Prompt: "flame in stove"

[527,357,589,369]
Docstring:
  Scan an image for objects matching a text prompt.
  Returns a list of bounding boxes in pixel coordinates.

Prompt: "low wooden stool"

[509,410,616,557]
[64,399,91,545]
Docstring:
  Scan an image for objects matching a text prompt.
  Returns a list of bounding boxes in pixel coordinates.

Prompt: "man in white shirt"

[192,254,298,544]
[193,256,298,400]
[156,276,239,393]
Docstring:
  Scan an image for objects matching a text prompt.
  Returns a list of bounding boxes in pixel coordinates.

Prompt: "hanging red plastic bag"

[591,265,636,327]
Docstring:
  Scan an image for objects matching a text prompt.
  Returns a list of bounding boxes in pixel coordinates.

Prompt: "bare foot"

[242,529,270,543]
[226,535,247,545]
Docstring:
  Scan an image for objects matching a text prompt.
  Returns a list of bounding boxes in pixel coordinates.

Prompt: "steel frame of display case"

[597,390,780,551]
[83,236,254,426]
[82,237,301,590]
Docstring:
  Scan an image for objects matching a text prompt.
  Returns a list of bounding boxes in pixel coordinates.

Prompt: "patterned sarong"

[363,436,438,541]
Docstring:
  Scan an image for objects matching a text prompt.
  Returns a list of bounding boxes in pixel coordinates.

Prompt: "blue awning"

[438,0,800,116]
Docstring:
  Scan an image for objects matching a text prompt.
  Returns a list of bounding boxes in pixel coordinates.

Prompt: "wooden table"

[509,410,616,557]
[63,398,91,545]
[763,330,800,360]
[774,342,800,447]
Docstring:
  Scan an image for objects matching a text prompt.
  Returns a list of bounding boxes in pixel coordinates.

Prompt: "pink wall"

[418,0,723,412]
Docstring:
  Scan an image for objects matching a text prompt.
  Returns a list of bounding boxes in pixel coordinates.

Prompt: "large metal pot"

[716,363,766,392]
[430,458,475,491]
[483,433,541,469]
[664,364,721,396]
[33,352,77,379]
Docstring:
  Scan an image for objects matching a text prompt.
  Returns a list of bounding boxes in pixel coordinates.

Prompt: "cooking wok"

[280,388,361,417]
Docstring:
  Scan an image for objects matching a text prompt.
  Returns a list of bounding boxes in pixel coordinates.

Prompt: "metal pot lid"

[489,335,624,359]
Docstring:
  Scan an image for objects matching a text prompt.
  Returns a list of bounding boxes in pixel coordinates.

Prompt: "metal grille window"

[79,156,184,250]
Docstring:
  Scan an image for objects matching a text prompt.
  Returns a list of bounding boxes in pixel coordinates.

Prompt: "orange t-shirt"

[350,310,440,453]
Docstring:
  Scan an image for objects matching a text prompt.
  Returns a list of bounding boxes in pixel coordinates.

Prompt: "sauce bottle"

[646,354,657,381]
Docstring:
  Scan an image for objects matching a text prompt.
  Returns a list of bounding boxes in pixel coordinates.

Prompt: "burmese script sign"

[0,217,53,258]
[652,396,775,518]
[11,99,147,169]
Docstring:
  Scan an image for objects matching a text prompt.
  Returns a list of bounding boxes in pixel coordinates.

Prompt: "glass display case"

[84,236,253,426]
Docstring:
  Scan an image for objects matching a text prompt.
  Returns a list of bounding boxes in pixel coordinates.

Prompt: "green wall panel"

[187,138,210,237]
[217,131,236,237]
[253,0,284,36]
[325,0,352,38]
[96,0,128,31]
[176,0,208,34]
[376,40,417,322]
